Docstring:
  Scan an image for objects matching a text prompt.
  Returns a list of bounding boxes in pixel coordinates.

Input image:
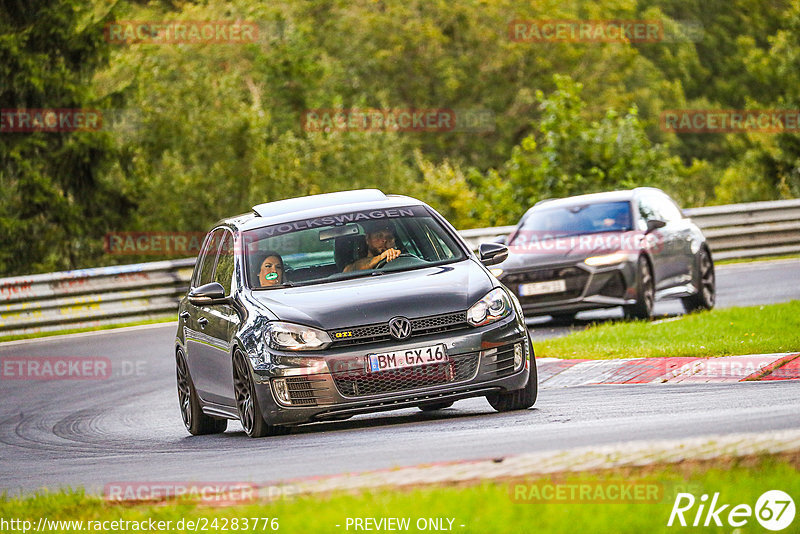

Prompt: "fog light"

[514,342,524,370]
[273,378,291,405]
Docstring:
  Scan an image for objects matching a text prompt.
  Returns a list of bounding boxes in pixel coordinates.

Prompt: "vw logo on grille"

[388,316,412,340]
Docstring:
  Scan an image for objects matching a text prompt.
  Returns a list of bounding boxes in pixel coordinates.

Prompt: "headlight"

[489,268,504,278]
[265,322,332,351]
[584,251,629,267]
[468,288,512,327]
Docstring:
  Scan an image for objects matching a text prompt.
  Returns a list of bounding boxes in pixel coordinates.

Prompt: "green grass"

[1,457,797,533]
[0,316,177,343]
[538,301,800,359]
[716,252,800,265]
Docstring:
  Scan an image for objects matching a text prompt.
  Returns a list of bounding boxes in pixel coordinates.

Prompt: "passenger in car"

[343,221,402,272]
[257,251,284,287]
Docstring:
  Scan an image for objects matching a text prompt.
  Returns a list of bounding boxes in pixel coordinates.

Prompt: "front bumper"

[500,260,638,316]
[249,314,531,425]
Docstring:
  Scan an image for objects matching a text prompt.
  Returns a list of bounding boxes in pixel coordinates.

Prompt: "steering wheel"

[374,252,417,269]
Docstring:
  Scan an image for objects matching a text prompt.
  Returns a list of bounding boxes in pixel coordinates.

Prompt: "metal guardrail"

[0,259,195,337]
[2,199,799,337]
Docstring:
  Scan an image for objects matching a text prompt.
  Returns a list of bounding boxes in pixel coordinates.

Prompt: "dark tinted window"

[213,230,235,295]
[511,201,633,243]
[194,229,224,287]
[242,206,465,288]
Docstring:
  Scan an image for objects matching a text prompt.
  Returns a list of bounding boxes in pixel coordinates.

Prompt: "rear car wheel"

[486,338,538,412]
[176,349,227,435]
[624,256,654,319]
[682,248,715,313]
[419,401,454,412]
[232,350,289,438]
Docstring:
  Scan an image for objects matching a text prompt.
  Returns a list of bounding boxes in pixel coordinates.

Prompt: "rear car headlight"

[265,322,332,351]
[584,251,629,267]
[468,288,512,326]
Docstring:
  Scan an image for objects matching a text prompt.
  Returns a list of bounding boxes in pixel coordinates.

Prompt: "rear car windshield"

[243,205,466,289]
[511,200,633,243]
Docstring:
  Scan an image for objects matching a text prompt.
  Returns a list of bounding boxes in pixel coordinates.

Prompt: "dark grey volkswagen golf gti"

[175,189,536,437]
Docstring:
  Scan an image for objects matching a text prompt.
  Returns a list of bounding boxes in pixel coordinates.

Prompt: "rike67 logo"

[668,490,795,531]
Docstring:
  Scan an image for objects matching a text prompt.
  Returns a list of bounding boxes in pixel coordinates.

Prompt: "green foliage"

[2,0,799,274]
[0,0,134,275]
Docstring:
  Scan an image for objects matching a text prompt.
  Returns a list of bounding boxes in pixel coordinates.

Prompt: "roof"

[526,187,665,213]
[233,189,425,231]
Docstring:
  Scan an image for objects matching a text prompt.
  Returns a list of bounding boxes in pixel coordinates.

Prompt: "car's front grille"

[599,271,626,298]
[284,377,322,406]
[479,344,518,379]
[503,266,589,304]
[329,311,469,347]
[332,353,480,397]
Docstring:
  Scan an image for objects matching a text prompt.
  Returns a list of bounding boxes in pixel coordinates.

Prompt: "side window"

[213,231,235,295]
[193,229,224,287]
[653,194,683,222]
[640,194,682,223]
[638,197,658,223]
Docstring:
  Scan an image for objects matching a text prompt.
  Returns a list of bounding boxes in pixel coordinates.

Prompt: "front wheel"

[486,339,538,412]
[682,248,715,313]
[624,256,654,320]
[232,350,289,438]
[176,349,227,436]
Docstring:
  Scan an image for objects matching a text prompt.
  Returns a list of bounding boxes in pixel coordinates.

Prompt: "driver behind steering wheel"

[343,221,402,272]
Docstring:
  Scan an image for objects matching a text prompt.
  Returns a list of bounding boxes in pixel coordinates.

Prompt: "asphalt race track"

[1,260,798,496]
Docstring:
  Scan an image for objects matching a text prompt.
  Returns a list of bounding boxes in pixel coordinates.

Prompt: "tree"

[0,0,134,275]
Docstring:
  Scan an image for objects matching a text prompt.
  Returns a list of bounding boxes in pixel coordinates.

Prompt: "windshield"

[243,205,466,289]
[510,201,633,244]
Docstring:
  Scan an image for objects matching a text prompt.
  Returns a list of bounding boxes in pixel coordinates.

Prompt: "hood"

[498,231,641,270]
[247,259,494,330]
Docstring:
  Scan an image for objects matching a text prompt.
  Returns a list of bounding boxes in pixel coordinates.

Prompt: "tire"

[486,337,538,412]
[682,248,715,313]
[232,350,290,438]
[623,256,654,320]
[419,401,454,412]
[176,349,227,436]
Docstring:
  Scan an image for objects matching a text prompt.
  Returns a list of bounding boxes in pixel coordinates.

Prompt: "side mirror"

[188,282,227,305]
[646,219,666,233]
[479,243,509,266]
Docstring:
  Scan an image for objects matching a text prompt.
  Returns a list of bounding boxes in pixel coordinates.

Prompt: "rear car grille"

[329,311,469,347]
[332,353,480,397]
[503,266,589,304]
